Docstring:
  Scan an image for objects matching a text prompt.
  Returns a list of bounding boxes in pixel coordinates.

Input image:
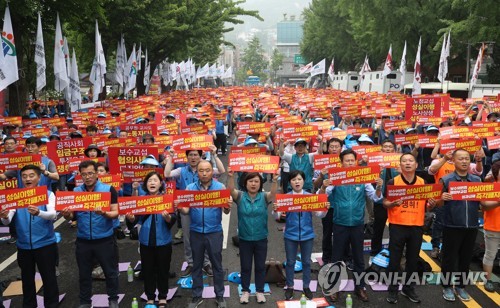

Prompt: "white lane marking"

[222,210,231,250]
[0,216,66,273]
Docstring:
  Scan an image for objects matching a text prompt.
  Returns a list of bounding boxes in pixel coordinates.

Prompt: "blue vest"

[138,214,173,247]
[289,154,313,191]
[16,156,53,191]
[177,165,198,190]
[186,180,225,234]
[74,181,115,240]
[237,192,268,241]
[329,184,367,226]
[14,191,56,250]
[284,191,315,241]
[441,172,481,228]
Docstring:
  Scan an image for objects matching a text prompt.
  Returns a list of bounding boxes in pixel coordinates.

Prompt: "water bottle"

[127,265,134,282]
[300,294,307,308]
[346,293,353,308]
[131,297,138,308]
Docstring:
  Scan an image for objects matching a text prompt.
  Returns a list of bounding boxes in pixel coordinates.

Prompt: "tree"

[240,36,268,80]
[270,48,283,83]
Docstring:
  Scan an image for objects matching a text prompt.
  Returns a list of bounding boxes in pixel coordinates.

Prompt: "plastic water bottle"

[346,293,353,308]
[131,297,138,308]
[127,265,134,282]
[300,294,307,308]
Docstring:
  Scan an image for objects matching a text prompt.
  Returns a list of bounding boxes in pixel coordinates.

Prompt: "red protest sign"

[275,194,329,212]
[406,97,442,121]
[282,124,318,140]
[383,120,413,130]
[68,157,106,172]
[118,194,174,215]
[487,136,500,150]
[351,145,381,156]
[0,186,48,211]
[119,124,158,140]
[107,146,159,174]
[439,126,475,140]
[228,154,279,174]
[0,116,22,126]
[386,184,443,202]
[0,153,42,172]
[180,125,209,135]
[0,178,18,190]
[439,138,482,154]
[237,122,271,134]
[417,135,439,148]
[366,152,402,168]
[172,134,213,151]
[75,174,122,190]
[46,138,92,174]
[328,166,381,185]
[321,130,347,141]
[174,189,230,208]
[449,182,500,201]
[394,134,419,146]
[346,127,373,136]
[55,191,111,211]
[313,154,341,170]
[122,168,163,183]
[230,146,267,155]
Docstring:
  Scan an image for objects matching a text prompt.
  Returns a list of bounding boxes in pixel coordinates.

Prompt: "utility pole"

[465,42,471,82]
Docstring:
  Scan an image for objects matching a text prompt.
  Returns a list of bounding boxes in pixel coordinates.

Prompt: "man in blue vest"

[0,165,59,308]
[179,160,231,308]
[61,160,120,308]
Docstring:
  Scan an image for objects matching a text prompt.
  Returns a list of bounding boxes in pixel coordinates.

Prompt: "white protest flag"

[143,49,150,87]
[34,12,46,92]
[412,37,422,95]
[69,49,81,112]
[359,55,371,89]
[0,6,19,91]
[115,40,124,87]
[399,41,407,89]
[222,66,233,79]
[299,61,313,75]
[444,30,451,79]
[124,44,137,94]
[470,43,486,90]
[382,45,393,77]
[53,13,68,92]
[208,63,217,78]
[189,59,196,84]
[197,63,209,78]
[216,65,224,78]
[136,43,142,71]
[310,59,326,77]
[437,33,447,82]
[327,58,335,81]
[63,37,71,101]
[89,20,106,102]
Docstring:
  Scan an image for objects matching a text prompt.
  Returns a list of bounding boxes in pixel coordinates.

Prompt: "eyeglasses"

[81,172,96,178]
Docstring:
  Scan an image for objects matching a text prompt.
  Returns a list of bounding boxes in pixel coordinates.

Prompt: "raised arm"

[226,169,240,201]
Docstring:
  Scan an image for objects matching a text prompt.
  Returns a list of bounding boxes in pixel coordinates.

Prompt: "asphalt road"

[1,150,499,308]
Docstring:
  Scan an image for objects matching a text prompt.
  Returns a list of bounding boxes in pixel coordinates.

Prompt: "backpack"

[264,259,286,287]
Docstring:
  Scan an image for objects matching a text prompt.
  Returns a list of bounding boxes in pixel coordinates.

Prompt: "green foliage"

[240,36,268,80]
[270,48,284,72]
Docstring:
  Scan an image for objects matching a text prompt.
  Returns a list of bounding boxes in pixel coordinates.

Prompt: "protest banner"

[439,126,475,140]
[487,136,500,150]
[406,97,442,121]
[321,129,347,140]
[346,127,373,136]
[75,174,122,190]
[68,157,106,172]
[174,189,230,208]
[55,191,111,211]
[439,138,482,154]
[121,167,163,183]
[0,186,48,211]
[237,122,271,134]
[313,154,341,170]
[172,134,213,151]
[0,178,18,190]
[46,138,92,174]
[228,153,279,173]
[328,166,381,185]
[366,152,402,168]
[417,135,439,148]
[118,194,174,215]
[118,124,158,140]
[0,116,22,126]
[386,184,443,202]
[230,146,267,155]
[394,134,419,146]
[180,125,209,135]
[275,194,329,212]
[415,117,444,127]
[383,120,413,130]
[471,126,497,138]
[107,146,158,174]
[449,182,500,201]
[282,124,319,140]
[351,145,381,156]
[0,153,42,172]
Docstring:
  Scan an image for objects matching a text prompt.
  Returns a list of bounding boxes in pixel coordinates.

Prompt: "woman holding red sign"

[272,170,326,301]
[125,171,176,308]
[227,168,278,304]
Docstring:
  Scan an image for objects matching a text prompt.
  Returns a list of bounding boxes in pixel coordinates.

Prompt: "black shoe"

[181,265,193,277]
[7,236,16,244]
[188,297,203,308]
[285,288,294,300]
[386,291,398,304]
[401,288,421,303]
[203,264,213,276]
[303,287,313,300]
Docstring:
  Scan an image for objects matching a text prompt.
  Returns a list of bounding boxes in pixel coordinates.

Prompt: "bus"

[246,76,260,85]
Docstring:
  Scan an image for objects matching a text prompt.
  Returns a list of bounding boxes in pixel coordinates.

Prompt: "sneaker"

[174,228,183,239]
[401,288,421,303]
[442,287,455,302]
[285,287,294,300]
[256,292,266,304]
[188,297,203,308]
[454,287,470,301]
[181,265,193,277]
[430,247,440,259]
[216,296,227,308]
[386,291,398,304]
[484,280,495,292]
[303,287,313,300]
[7,236,16,244]
[240,291,249,304]
[203,264,213,277]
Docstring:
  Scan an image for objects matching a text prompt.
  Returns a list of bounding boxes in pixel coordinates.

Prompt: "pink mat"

[140,288,178,301]
[284,279,318,292]
[201,285,230,298]
[91,294,125,307]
